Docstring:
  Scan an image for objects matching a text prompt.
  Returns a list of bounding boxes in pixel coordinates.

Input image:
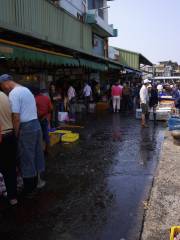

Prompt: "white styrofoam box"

[151,109,171,121]
[89,103,96,113]
[76,103,86,113]
[136,108,171,121]
[58,112,69,122]
[136,109,142,119]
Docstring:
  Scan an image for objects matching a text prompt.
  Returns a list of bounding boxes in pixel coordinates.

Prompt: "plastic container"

[96,102,109,112]
[49,131,61,146]
[61,133,79,143]
[136,108,171,121]
[58,112,69,122]
[136,109,142,119]
[76,103,86,113]
[170,226,180,240]
[153,109,171,121]
[168,117,180,131]
[89,103,96,113]
[53,130,72,134]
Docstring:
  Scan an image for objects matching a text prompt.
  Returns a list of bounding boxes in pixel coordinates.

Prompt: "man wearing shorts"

[139,79,151,127]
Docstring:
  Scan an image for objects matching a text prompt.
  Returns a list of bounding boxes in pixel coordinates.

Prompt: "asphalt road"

[0,113,165,240]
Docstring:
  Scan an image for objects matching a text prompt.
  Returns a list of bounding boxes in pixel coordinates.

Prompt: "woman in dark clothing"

[49,83,62,127]
[149,85,159,123]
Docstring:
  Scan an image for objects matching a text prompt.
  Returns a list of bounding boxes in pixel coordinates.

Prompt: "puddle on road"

[0,115,165,240]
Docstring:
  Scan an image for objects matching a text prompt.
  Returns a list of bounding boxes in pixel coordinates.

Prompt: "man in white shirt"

[0,74,45,196]
[139,79,151,127]
[67,84,76,121]
[83,83,92,112]
[157,83,163,93]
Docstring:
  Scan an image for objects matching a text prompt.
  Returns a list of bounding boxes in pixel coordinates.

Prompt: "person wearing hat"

[139,79,151,127]
[0,89,18,205]
[0,74,45,196]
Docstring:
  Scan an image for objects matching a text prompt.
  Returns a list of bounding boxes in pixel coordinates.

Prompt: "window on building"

[88,0,94,9]
[88,0,104,19]
[96,0,104,19]
[92,33,105,57]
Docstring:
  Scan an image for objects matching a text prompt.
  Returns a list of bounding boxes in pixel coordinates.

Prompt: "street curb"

[140,131,180,240]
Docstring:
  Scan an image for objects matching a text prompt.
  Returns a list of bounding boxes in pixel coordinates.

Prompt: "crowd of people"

[0,73,180,206]
[0,74,45,205]
[110,81,140,112]
[0,75,98,205]
[110,78,180,128]
[139,79,180,127]
[47,81,93,125]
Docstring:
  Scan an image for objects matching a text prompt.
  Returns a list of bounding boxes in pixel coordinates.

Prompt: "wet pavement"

[0,113,165,240]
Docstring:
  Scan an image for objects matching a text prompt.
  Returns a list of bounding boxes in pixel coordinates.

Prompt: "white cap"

[143,79,151,84]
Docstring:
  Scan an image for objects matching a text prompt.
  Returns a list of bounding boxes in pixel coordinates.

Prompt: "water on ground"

[0,113,165,240]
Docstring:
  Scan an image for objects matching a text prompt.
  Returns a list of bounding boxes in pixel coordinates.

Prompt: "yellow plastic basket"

[54,130,72,134]
[170,226,180,240]
[49,134,60,146]
[61,133,79,143]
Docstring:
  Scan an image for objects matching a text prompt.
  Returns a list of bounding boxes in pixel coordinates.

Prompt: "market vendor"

[33,88,53,154]
[174,84,180,112]
[0,74,45,196]
[0,89,18,205]
[139,79,151,127]
[149,84,159,124]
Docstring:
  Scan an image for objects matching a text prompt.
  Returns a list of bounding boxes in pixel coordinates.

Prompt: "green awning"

[79,58,108,71]
[0,43,79,66]
[108,63,122,70]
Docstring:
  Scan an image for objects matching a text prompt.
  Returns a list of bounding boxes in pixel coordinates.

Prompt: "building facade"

[142,61,180,78]
[48,0,117,57]
[0,0,152,87]
[0,0,121,88]
[109,46,152,72]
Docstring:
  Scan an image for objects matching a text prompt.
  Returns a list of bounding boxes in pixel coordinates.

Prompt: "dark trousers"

[40,118,50,145]
[69,102,76,119]
[23,176,37,194]
[0,132,17,199]
[84,96,90,112]
[123,95,132,111]
[52,103,59,128]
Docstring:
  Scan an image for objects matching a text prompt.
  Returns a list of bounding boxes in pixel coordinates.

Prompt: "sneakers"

[9,198,18,206]
[37,179,46,189]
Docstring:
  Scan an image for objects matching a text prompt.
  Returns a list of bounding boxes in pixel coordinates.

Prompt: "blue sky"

[108,0,180,64]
